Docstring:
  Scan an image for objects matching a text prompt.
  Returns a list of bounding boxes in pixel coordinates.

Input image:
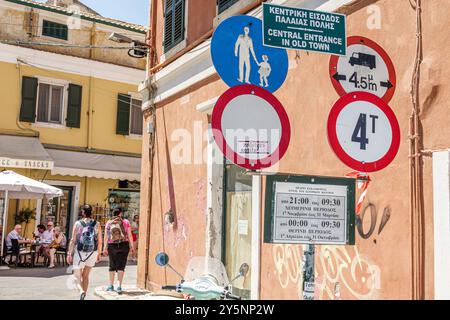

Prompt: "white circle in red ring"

[327,91,400,173]
[329,36,397,103]
[212,84,291,170]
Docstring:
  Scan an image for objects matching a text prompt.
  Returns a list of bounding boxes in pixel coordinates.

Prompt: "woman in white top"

[67,205,103,300]
[48,227,66,269]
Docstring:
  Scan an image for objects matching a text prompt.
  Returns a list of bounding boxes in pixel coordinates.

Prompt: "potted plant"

[14,208,36,236]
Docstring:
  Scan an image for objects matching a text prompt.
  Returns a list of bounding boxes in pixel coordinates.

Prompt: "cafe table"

[28,240,52,268]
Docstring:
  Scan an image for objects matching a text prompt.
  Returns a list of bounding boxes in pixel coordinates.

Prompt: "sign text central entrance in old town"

[262,3,347,55]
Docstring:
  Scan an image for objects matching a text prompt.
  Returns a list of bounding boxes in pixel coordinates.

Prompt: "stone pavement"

[94,285,184,300]
[0,261,137,300]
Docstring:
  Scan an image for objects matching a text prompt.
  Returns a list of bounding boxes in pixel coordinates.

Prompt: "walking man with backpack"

[67,204,103,300]
[103,208,134,294]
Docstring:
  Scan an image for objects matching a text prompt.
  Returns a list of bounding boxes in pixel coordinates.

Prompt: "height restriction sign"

[327,92,400,172]
[329,36,396,103]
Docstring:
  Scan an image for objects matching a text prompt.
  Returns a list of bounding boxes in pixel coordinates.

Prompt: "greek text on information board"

[273,181,348,244]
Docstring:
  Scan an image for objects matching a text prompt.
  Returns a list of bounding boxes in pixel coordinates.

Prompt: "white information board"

[265,175,355,245]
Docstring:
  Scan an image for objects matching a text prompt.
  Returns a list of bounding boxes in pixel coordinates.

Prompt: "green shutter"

[164,0,174,49]
[19,76,38,123]
[173,0,185,44]
[218,0,238,14]
[164,0,185,52]
[116,94,131,135]
[66,84,82,128]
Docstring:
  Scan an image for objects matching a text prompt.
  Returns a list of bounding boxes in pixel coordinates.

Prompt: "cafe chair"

[8,239,32,268]
[1,240,12,266]
[55,247,67,267]
[35,252,49,267]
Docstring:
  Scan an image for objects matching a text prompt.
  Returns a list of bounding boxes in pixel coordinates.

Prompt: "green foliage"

[14,208,36,225]
[15,208,36,236]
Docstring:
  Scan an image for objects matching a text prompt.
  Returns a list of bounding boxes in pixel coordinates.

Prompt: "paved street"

[0,261,137,300]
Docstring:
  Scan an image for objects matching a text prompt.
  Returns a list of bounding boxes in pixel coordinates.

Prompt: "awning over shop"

[0,135,54,170]
[46,149,141,181]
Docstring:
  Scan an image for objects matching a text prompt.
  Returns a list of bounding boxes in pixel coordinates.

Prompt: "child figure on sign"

[258,55,271,87]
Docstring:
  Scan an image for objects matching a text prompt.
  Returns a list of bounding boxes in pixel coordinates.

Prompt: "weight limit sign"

[327,92,400,173]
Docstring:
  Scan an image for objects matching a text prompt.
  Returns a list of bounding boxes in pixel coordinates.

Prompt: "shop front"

[0,134,142,240]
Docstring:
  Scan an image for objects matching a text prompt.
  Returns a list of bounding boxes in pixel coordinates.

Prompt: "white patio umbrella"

[0,170,64,256]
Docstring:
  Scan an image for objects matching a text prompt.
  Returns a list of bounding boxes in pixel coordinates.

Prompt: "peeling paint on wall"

[164,216,189,248]
[194,178,207,213]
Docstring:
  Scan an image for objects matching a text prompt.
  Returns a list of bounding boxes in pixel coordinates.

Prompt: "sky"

[37,0,150,26]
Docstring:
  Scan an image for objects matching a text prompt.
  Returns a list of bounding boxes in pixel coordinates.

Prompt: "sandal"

[80,292,86,300]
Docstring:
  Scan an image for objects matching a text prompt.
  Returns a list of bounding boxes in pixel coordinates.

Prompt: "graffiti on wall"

[272,202,390,300]
[356,204,391,241]
[272,244,381,300]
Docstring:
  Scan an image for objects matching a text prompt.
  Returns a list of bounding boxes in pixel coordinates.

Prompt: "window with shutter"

[19,77,38,123]
[66,84,83,128]
[116,94,131,135]
[218,0,239,14]
[164,0,185,52]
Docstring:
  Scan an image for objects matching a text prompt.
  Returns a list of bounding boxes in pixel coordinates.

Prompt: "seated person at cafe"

[35,221,55,262]
[4,224,32,264]
[48,227,66,269]
[34,224,46,239]
[42,221,55,242]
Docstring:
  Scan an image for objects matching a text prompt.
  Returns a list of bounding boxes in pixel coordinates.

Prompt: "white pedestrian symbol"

[234,26,259,84]
[258,55,271,87]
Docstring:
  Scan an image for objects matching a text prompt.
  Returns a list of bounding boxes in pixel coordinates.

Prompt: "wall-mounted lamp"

[109,32,149,59]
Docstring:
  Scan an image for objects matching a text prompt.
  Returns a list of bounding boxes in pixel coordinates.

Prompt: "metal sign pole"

[302,243,315,300]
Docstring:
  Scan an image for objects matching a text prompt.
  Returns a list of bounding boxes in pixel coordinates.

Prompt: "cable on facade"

[1,39,141,50]
[0,22,147,37]
[15,59,144,100]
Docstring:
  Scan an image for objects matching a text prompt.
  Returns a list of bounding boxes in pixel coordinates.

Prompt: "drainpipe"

[87,76,95,150]
[143,0,158,290]
[86,22,96,150]
[409,0,425,300]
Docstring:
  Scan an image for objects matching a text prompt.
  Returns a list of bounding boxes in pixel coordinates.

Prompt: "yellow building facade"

[0,0,147,240]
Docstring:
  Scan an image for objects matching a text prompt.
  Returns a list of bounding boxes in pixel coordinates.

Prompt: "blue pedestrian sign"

[211,15,289,93]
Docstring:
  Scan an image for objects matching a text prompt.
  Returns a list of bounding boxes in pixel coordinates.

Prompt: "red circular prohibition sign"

[327,92,400,173]
[211,84,291,170]
[329,36,397,103]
